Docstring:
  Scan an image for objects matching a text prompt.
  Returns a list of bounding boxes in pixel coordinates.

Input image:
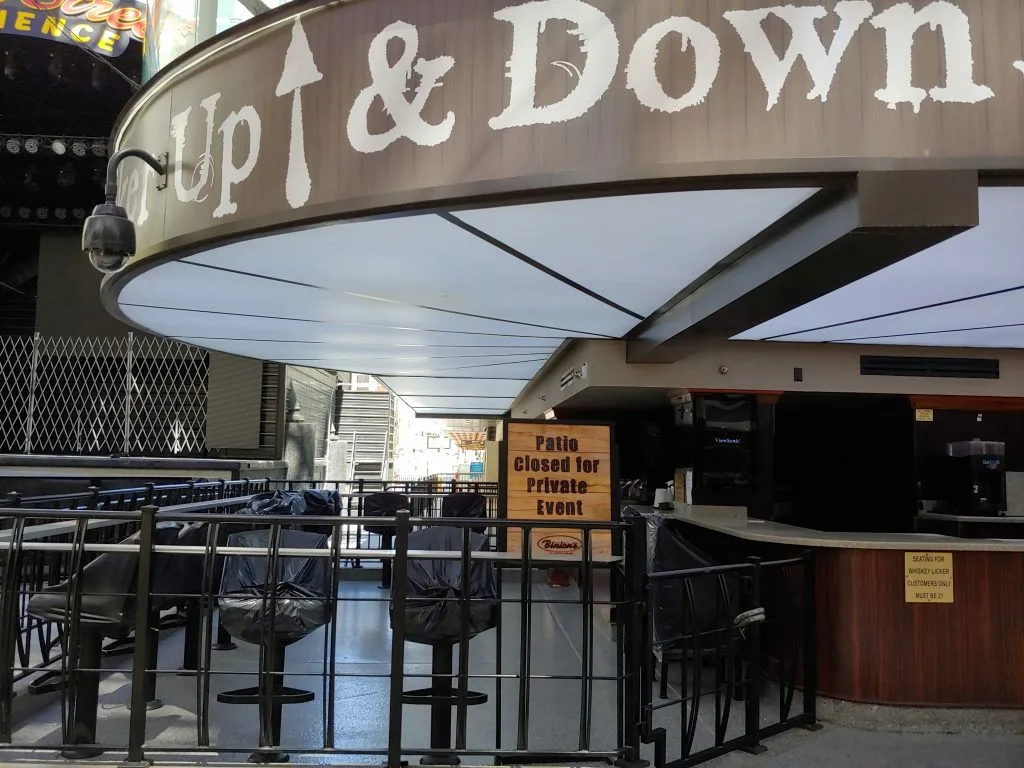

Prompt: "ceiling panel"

[184,213,637,336]
[417,408,507,416]
[125,307,567,347]
[454,188,819,317]
[827,327,1024,348]
[378,377,528,397]
[121,262,609,338]
[768,285,1023,344]
[401,396,513,410]
[737,187,1024,342]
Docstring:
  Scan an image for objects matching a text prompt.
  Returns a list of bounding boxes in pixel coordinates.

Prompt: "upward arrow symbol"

[277,17,323,209]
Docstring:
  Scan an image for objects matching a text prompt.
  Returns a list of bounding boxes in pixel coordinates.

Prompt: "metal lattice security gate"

[0,333,209,457]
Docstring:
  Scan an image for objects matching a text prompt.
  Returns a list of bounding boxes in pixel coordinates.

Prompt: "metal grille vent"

[860,355,1000,379]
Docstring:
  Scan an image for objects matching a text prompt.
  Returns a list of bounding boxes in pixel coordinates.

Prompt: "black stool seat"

[362,492,410,588]
[393,527,498,766]
[216,528,332,764]
[440,494,488,534]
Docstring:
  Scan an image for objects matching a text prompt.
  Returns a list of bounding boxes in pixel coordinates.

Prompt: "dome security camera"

[81,147,167,275]
[82,201,135,274]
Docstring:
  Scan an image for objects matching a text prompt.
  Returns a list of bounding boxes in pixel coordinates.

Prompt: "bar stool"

[361,492,410,589]
[27,526,181,758]
[440,494,488,534]
[216,528,333,764]
[393,527,498,766]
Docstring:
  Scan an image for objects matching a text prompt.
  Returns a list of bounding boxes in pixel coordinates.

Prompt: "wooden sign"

[503,421,613,559]
[905,552,954,604]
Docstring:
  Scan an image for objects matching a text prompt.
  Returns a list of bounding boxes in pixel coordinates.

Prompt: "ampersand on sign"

[347,21,456,154]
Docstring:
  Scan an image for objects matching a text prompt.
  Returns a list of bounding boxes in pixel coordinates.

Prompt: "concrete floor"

[4,580,1024,767]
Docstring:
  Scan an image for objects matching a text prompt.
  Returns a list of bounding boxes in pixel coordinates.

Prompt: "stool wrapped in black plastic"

[440,493,488,534]
[244,491,306,517]
[394,527,498,646]
[393,527,496,765]
[215,528,333,764]
[297,489,340,536]
[218,528,332,645]
[361,491,410,535]
[26,525,182,758]
[27,524,183,634]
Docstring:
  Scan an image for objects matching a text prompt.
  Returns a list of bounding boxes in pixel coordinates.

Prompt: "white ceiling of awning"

[117,187,818,415]
[735,187,1024,348]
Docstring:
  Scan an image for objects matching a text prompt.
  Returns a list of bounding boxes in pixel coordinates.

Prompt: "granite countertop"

[630,505,1024,552]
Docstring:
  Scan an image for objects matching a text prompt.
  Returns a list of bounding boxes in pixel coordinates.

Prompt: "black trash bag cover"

[362,492,410,536]
[245,491,307,517]
[645,513,740,648]
[298,489,340,536]
[392,527,497,645]
[28,526,182,634]
[218,528,332,646]
[440,493,488,534]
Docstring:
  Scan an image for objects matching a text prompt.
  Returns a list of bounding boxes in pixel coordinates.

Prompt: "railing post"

[802,549,820,729]
[618,512,649,768]
[123,504,158,767]
[144,483,155,506]
[87,486,101,511]
[124,331,134,456]
[23,332,40,454]
[0,517,26,742]
[217,478,226,500]
[387,510,410,768]
[742,557,767,755]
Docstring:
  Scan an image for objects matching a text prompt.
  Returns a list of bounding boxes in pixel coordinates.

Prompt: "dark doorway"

[774,393,915,533]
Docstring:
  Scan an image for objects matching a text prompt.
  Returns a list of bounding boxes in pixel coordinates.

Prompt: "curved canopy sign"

[113,0,1024,262]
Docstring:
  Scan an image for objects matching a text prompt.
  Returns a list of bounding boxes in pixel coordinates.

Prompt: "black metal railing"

[0,499,639,767]
[266,479,500,565]
[631,511,817,768]
[0,478,271,686]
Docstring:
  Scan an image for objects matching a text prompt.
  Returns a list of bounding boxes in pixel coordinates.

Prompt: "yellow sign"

[904,552,954,603]
[915,409,935,422]
[504,421,612,559]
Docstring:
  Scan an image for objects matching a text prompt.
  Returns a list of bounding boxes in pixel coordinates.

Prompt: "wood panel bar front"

[816,548,1024,708]
[661,514,1024,709]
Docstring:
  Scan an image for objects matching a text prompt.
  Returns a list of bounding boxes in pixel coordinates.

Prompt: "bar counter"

[652,508,1024,709]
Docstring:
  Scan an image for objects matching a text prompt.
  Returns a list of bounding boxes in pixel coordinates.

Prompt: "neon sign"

[0,0,145,58]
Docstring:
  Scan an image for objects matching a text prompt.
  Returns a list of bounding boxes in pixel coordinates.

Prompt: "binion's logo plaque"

[503,421,613,559]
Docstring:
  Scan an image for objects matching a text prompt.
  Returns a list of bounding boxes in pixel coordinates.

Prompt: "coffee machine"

[942,439,1007,516]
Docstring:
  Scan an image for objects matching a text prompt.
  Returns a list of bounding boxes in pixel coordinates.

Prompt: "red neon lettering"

[105,5,140,30]
[22,0,64,11]
[84,0,113,23]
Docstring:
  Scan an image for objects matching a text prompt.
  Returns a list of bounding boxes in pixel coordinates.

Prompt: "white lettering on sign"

[213,106,262,219]
[119,162,151,228]
[489,0,619,129]
[870,1,994,112]
[724,1,874,110]
[276,17,322,209]
[170,93,220,204]
[346,20,456,153]
[120,0,1010,239]
[625,17,720,114]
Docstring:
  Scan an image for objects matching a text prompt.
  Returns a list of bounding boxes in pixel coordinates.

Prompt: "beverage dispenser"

[945,439,1007,516]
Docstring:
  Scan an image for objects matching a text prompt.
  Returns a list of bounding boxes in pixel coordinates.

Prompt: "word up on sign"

[512,434,601,516]
[120,0,1000,228]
